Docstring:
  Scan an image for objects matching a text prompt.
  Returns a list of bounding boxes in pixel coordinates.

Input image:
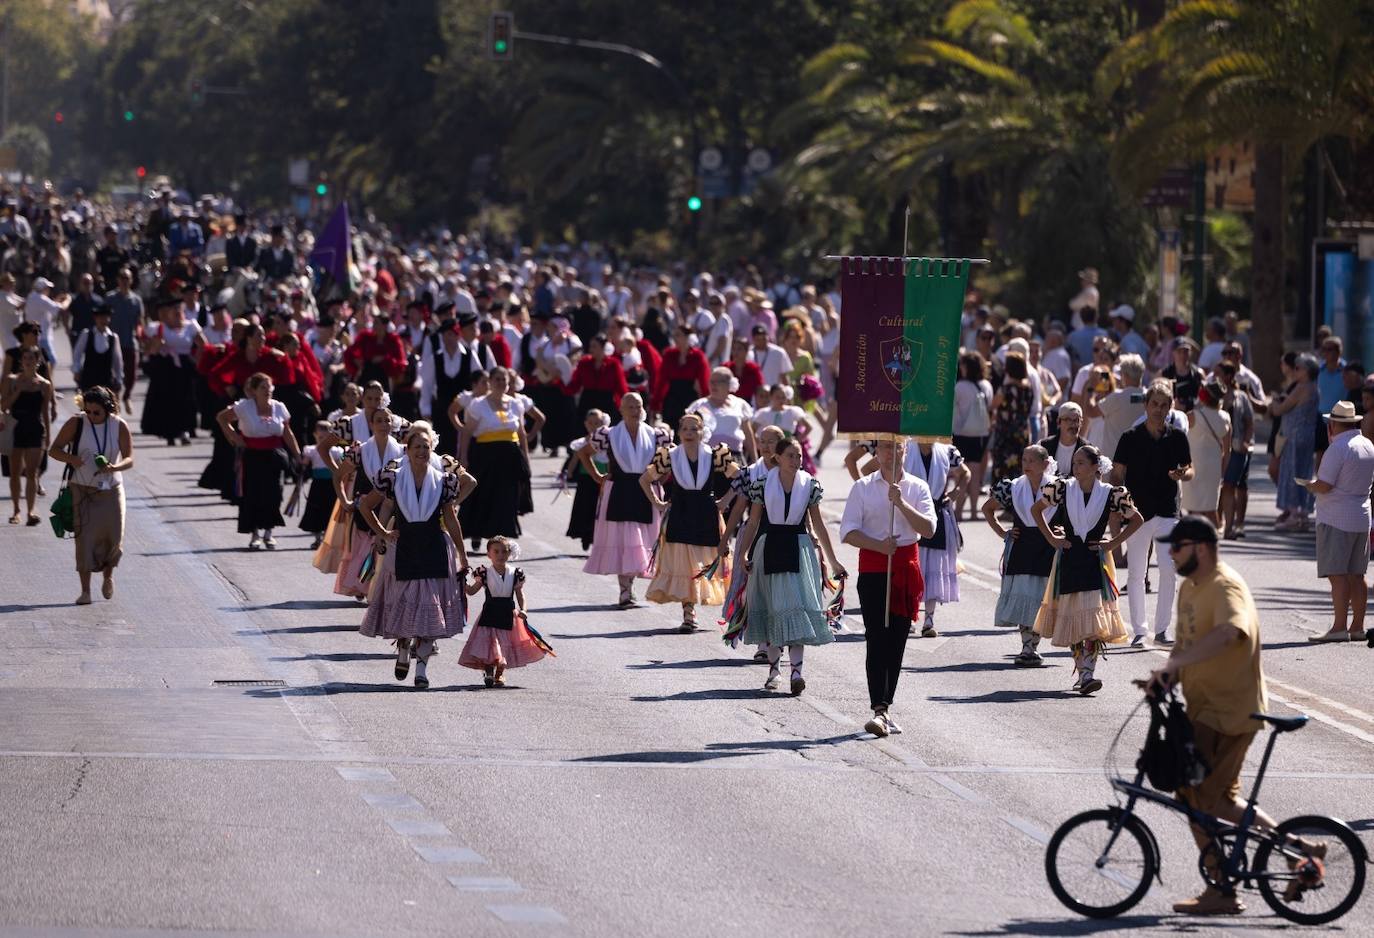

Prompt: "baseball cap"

[1156,516,1218,546]
[33,277,54,290]
[1110,304,1135,323]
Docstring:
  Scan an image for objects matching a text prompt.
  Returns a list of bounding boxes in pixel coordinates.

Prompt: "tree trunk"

[1249,143,1286,388]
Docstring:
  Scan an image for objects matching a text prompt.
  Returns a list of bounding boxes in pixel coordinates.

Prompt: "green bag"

[49,484,74,538]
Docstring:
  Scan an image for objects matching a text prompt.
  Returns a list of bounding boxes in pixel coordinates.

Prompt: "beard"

[1176,553,1199,577]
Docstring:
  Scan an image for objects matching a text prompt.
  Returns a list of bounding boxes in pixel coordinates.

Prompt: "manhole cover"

[212,679,287,687]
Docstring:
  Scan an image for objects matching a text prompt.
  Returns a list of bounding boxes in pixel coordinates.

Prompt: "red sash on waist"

[242,435,284,450]
[858,543,924,619]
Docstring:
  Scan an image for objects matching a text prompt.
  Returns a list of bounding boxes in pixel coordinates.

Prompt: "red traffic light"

[54,111,64,124]
[136,166,147,179]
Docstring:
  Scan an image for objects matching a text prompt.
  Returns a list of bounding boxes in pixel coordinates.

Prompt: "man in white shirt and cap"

[1110,304,1151,359]
[24,277,69,365]
[748,325,792,387]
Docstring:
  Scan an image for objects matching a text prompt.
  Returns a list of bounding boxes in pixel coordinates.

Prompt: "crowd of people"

[2,187,1371,707]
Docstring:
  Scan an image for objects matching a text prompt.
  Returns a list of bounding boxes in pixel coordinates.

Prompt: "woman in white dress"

[1181,381,1232,525]
[750,383,816,473]
[217,372,302,550]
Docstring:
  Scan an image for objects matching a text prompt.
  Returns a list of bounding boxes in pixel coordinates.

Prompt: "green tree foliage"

[0,124,51,176]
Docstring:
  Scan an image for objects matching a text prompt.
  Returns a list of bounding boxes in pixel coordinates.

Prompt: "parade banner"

[836,257,970,439]
[309,202,357,292]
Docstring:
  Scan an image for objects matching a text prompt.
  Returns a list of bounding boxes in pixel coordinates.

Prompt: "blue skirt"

[742,532,834,648]
[995,574,1049,627]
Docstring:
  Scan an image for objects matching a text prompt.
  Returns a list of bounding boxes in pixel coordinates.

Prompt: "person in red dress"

[343,313,407,390]
[653,324,711,430]
[727,337,766,406]
[479,320,512,369]
[567,335,628,423]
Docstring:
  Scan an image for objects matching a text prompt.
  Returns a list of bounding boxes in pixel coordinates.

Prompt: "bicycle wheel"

[1046,809,1158,918]
[1253,815,1367,925]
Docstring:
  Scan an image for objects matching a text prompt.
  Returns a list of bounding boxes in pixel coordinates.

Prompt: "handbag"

[1137,693,1209,792]
[48,423,81,538]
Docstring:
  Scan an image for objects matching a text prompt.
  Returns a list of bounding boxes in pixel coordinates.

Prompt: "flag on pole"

[836,257,970,439]
[309,202,357,293]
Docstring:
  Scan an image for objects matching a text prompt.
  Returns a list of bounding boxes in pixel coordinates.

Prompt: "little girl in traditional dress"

[300,420,342,549]
[563,409,610,551]
[458,537,554,686]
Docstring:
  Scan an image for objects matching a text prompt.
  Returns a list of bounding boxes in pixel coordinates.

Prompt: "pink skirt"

[458,612,550,670]
[334,527,373,598]
[582,482,659,577]
[360,544,467,640]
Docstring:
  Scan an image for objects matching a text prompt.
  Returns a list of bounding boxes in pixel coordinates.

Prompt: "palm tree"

[1098,0,1374,381]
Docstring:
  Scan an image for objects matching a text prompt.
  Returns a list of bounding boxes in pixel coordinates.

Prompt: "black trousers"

[857,572,913,710]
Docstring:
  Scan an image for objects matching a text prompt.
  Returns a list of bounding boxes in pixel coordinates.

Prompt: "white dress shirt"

[840,470,937,547]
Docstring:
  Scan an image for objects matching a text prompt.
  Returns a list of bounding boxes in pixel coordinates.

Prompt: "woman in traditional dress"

[299,419,342,549]
[311,382,365,575]
[47,386,133,604]
[735,437,846,696]
[1032,445,1141,695]
[718,425,785,661]
[458,536,552,686]
[653,323,711,433]
[903,440,970,637]
[576,392,672,607]
[458,366,530,550]
[217,372,302,550]
[563,409,610,551]
[641,410,736,632]
[530,316,581,456]
[140,297,204,445]
[334,406,404,599]
[358,421,475,689]
[983,444,1056,667]
[1,346,53,525]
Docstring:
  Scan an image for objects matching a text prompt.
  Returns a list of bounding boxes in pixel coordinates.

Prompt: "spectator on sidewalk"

[1302,403,1374,643]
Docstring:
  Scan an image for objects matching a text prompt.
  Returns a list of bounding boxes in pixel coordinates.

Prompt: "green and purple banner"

[836,257,970,439]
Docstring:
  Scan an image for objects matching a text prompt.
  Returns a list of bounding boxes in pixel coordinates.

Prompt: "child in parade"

[562,409,610,552]
[458,536,554,686]
[300,419,343,550]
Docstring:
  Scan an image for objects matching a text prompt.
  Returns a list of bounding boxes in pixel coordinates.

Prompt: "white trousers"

[1126,515,1178,637]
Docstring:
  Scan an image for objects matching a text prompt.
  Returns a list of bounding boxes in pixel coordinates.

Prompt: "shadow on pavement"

[949,915,1168,936]
[0,602,80,613]
[568,750,756,764]
[706,733,860,752]
[136,546,252,556]
[248,682,490,696]
[235,599,369,611]
[160,516,238,523]
[253,623,361,634]
[626,658,758,670]
[553,628,683,640]
[532,604,624,614]
[928,689,1074,704]
[906,661,1031,674]
[632,687,780,702]
[271,652,395,663]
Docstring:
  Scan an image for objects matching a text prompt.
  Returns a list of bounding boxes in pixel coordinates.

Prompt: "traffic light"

[123,109,135,122]
[136,166,147,179]
[489,12,514,60]
[53,111,64,124]
[686,196,703,213]
[315,182,328,196]
[189,78,204,107]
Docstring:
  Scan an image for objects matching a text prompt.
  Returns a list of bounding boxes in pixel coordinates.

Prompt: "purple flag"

[309,203,355,290]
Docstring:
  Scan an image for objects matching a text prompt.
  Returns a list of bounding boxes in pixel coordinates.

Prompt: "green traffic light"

[494,39,508,53]
[123,110,135,122]
[687,196,702,212]
[315,183,328,196]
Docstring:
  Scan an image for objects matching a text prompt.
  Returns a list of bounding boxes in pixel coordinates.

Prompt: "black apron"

[1051,494,1112,595]
[1005,510,1056,577]
[606,458,653,523]
[431,342,472,456]
[476,582,516,631]
[663,377,698,430]
[352,458,379,532]
[665,453,721,547]
[393,508,451,581]
[749,488,806,574]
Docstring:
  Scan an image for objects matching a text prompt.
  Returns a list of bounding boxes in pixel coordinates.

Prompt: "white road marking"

[486,905,569,924]
[412,844,487,864]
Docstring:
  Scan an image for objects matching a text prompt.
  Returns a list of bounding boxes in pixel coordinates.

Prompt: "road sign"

[699,145,731,199]
[697,147,723,173]
[739,146,776,196]
[1143,166,1192,208]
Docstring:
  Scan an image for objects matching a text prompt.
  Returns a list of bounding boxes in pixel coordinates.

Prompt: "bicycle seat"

[1252,712,1308,732]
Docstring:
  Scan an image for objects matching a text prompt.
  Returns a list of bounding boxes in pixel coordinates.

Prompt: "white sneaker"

[885,715,903,735]
[248,535,262,551]
[865,713,890,738]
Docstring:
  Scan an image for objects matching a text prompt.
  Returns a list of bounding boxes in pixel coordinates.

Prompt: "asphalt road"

[3,374,1374,937]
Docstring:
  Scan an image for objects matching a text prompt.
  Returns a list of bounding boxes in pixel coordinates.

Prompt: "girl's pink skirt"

[334,528,374,598]
[582,482,659,577]
[458,611,550,669]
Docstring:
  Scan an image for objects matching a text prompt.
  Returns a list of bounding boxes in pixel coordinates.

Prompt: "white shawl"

[394,457,443,523]
[361,436,404,483]
[669,444,712,491]
[764,467,812,526]
[905,443,950,498]
[610,422,656,474]
[1011,475,1039,528]
[1064,477,1112,542]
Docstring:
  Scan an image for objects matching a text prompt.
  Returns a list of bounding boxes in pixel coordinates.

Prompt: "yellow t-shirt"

[1176,561,1268,736]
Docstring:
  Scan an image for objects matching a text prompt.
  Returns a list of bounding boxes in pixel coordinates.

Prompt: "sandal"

[493,667,506,688]
[394,639,412,680]
[483,666,495,688]
[7,513,19,525]
[26,514,40,527]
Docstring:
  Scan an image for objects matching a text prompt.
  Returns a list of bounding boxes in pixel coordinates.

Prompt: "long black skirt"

[459,440,524,539]
[299,475,336,533]
[567,471,599,550]
[535,386,577,453]
[141,355,198,441]
[238,446,287,534]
